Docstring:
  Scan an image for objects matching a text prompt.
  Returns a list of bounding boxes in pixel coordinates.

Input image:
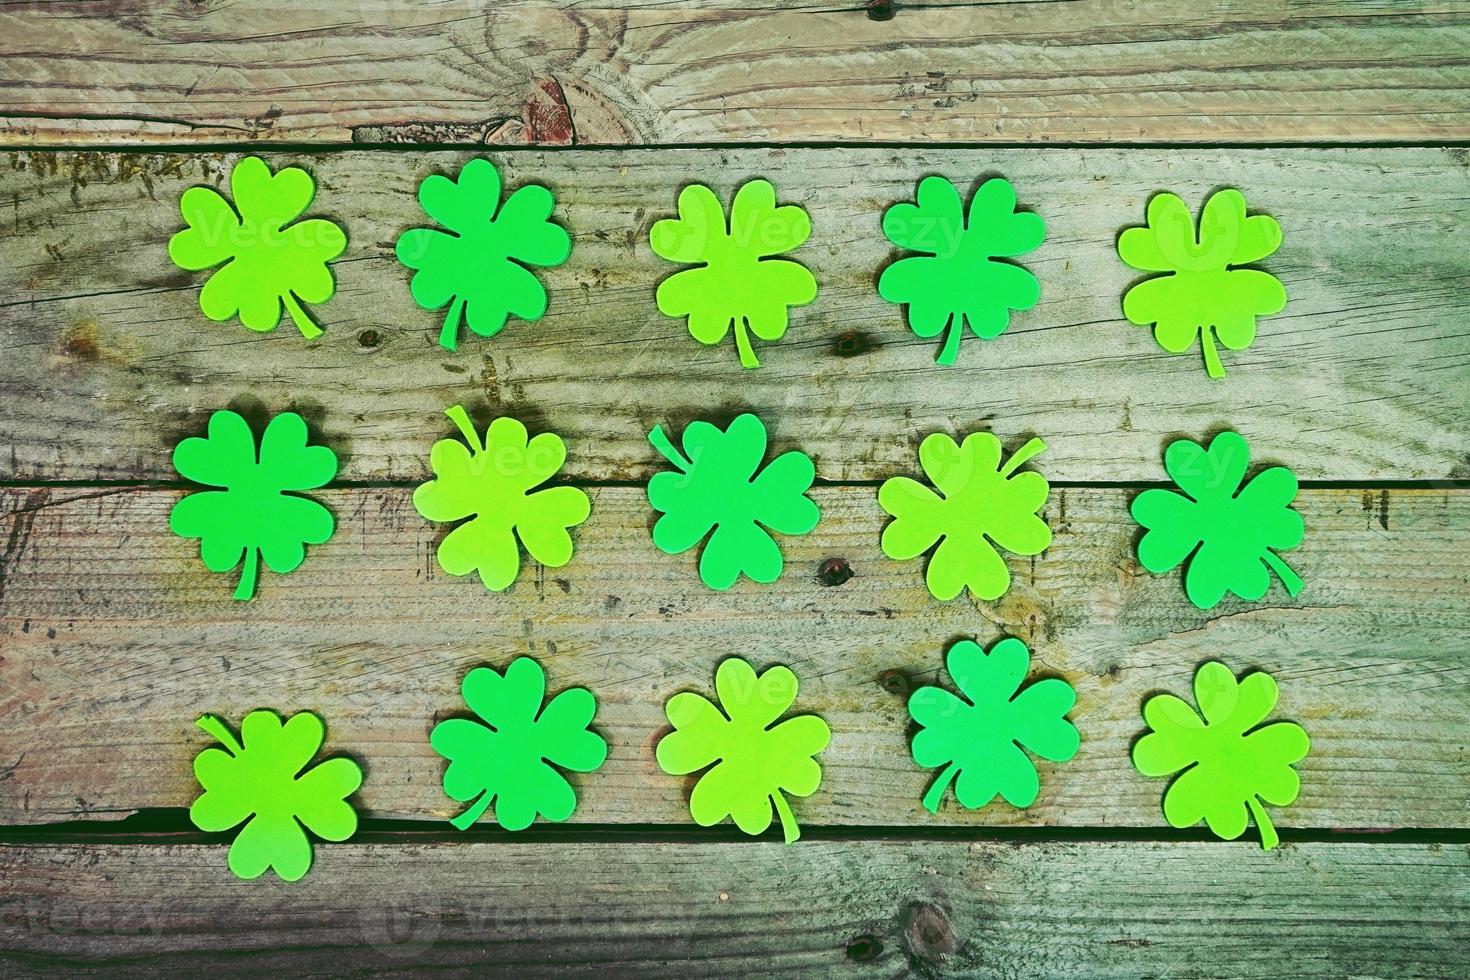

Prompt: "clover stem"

[647,424,692,472]
[1200,327,1225,379]
[233,548,259,601]
[732,317,760,370]
[444,404,484,455]
[450,792,495,831]
[281,292,322,340]
[1246,795,1279,851]
[1261,551,1303,597]
[999,437,1048,479]
[936,316,963,366]
[921,762,961,814]
[195,715,244,757]
[771,792,800,844]
[438,296,466,352]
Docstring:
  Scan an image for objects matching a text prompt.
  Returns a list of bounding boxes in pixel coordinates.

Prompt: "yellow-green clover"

[656,658,830,844]
[1133,661,1310,850]
[879,176,1045,365]
[190,710,362,881]
[396,158,571,351]
[878,431,1051,601]
[431,658,607,831]
[168,156,346,340]
[414,405,590,591]
[1118,189,1286,378]
[650,180,817,369]
[909,637,1078,813]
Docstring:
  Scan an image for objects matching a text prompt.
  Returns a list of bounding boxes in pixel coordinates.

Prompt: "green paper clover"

[878,432,1051,602]
[396,158,571,352]
[168,156,346,340]
[1118,189,1286,379]
[879,176,1045,365]
[414,405,590,591]
[647,413,820,590]
[1133,661,1310,850]
[650,180,817,369]
[190,710,362,881]
[909,637,1079,813]
[656,657,830,844]
[170,410,337,601]
[430,658,607,831]
[1131,431,1303,610]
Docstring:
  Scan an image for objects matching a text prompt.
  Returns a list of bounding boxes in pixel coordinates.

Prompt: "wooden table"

[2,1,1467,975]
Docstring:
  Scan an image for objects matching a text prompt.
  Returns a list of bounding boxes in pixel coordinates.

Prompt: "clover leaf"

[413,405,590,591]
[170,410,337,601]
[878,432,1051,602]
[647,413,820,590]
[430,657,607,831]
[879,176,1045,365]
[1131,431,1303,610]
[1118,189,1286,378]
[396,158,571,352]
[909,637,1078,813]
[650,180,817,369]
[1133,661,1310,850]
[656,657,830,844]
[168,156,346,340]
[190,710,362,881]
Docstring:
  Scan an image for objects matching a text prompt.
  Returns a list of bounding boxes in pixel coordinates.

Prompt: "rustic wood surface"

[3,1,1469,146]
[3,485,1466,829]
[2,148,1467,483]
[1,838,1466,976]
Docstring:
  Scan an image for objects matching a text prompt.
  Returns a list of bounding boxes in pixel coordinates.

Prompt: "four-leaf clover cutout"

[1132,431,1304,609]
[1133,661,1310,850]
[396,158,571,352]
[647,413,820,590]
[650,180,817,368]
[879,432,1051,601]
[414,405,591,591]
[1118,188,1286,379]
[656,657,831,843]
[909,637,1079,813]
[430,658,607,831]
[879,176,1045,365]
[190,710,362,881]
[168,156,346,340]
[170,409,338,600]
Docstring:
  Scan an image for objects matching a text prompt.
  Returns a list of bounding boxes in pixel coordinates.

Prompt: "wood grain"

[0,838,1464,976]
[3,148,1467,483]
[2,485,1466,829]
[3,2,1468,146]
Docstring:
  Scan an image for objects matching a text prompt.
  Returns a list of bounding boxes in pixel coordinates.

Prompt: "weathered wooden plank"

[2,147,1467,483]
[0,838,1464,976]
[2,1,1468,145]
[2,485,1466,829]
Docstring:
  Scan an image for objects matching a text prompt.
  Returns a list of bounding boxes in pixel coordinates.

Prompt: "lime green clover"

[879,176,1045,365]
[396,158,571,352]
[647,413,820,590]
[1131,431,1303,610]
[190,710,362,881]
[1133,661,1310,850]
[909,637,1078,813]
[168,156,346,340]
[656,658,830,844]
[170,410,337,601]
[1118,189,1286,378]
[650,180,817,369]
[430,658,607,831]
[413,405,590,591]
[878,432,1051,602]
